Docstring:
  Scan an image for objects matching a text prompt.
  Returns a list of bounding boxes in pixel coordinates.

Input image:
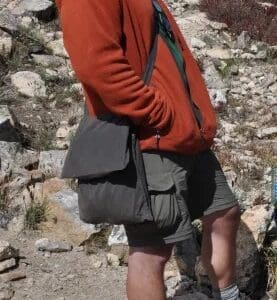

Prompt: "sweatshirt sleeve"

[56,0,173,130]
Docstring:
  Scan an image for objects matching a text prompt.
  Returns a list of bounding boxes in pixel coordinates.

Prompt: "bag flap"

[61,112,131,179]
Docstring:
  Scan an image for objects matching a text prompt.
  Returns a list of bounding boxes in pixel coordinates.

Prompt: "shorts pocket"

[149,189,182,234]
[142,152,182,233]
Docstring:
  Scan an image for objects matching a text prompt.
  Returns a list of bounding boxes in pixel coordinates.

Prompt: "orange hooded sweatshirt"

[55,0,217,154]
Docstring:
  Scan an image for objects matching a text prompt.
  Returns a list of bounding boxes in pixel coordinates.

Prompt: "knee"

[129,245,173,267]
[223,204,241,225]
[203,204,241,231]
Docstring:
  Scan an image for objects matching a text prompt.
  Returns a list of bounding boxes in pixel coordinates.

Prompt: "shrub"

[25,200,49,230]
[199,0,277,45]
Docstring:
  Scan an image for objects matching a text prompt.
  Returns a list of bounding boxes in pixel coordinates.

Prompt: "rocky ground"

[0,0,276,299]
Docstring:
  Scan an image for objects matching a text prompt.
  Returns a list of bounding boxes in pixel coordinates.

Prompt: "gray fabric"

[75,127,153,225]
[125,149,239,247]
[61,108,130,179]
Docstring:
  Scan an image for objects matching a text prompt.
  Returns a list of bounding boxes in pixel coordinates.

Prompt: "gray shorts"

[124,148,239,247]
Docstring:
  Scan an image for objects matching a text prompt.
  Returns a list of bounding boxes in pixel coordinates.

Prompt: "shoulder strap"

[150,0,203,127]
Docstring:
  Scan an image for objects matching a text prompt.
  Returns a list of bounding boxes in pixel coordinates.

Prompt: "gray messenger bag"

[60,0,167,225]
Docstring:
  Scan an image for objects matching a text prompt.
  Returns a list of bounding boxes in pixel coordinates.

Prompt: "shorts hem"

[126,230,194,248]
[203,199,239,217]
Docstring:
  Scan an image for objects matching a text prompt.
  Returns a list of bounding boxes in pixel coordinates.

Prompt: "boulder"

[206,48,232,60]
[236,204,274,293]
[0,258,16,273]
[0,142,21,175]
[31,54,65,68]
[38,150,66,178]
[256,127,277,139]
[0,141,39,176]
[0,241,19,262]
[39,181,103,246]
[20,0,55,22]
[108,225,128,246]
[47,39,69,58]
[35,238,73,252]
[190,37,206,49]
[236,31,251,50]
[11,71,46,98]
[0,9,19,32]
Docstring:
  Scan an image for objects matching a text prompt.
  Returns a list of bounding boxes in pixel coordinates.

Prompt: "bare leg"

[127,245,173,300]
[200,204,240,290]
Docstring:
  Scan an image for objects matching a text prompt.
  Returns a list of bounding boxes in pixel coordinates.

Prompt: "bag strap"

[150,0,203,127]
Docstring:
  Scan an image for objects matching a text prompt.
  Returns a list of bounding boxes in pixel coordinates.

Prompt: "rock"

[35,238,73,252]
[70,83,83,94]
[0,213,11,230]
[206,48,232,60]
[0,258,16,273]
[90,254,103,269]
[47,39,69,58]
[50,188,102,234]
[256,50,267,60]
[164,270,179,281]
[241,52,256,60]
[106,253,120,267]
[6,215,25,234]
[230,65,239,75]
[0,9,19,32]
[190,37,206,49]
[184,0,199,6]
[55,124,78,150]
[256,127,277,139]
[208,89,227,110]
[203,62,225,89]
[208,20,228,31]
[236,205,274,292]
[16,149,39,170]
[42,184,102,246]
[0,141,39,177]
[0,105,21,142]
[0,271,26,282]
[108,225,128,246]
[38,150,66,178]
[20,16,33,28]
[109,244,129,265]
[236,31,251,49]
[268,82,277,94]
[166,275,181,298]
[0,282,14,300]
[20,0,55,22]
[11,71,47,98]
[0,30,12,57]
[0,142,21,175]
[250,44,258,54]
[0,241,19,262]
[174,237,200,278]
[31,54,65,68]
[56,126,72,139]
[268,45,277,59]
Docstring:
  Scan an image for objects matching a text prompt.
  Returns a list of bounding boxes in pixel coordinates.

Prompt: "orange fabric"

[55,0,217,154]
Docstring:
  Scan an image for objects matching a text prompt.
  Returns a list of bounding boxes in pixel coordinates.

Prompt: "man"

[56,0,241,299]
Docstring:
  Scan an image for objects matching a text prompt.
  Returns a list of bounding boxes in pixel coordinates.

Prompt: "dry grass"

[24,200,49,230]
